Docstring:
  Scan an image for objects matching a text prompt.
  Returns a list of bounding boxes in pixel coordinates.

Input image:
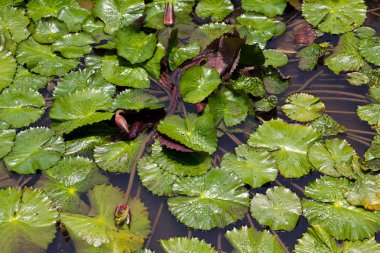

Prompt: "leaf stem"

[345,134,371,147]
[345,128,375,135]
[144,201,164,248]
[292,70,324,93]
[325,110,356,114]
[246,213,256,229]
[368,7,380,12]
[345,133,372,142]
[316,97,367,103]
[226,132,243,146]
[217,232,222,251]
[290,182,304,193]
[271,230,290,253]
[302,90,368,100]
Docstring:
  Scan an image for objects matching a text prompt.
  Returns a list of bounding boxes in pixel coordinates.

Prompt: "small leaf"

[357,104,380,126]
[297,43,327,71]
[180,66,221,103]
[160,237,217,253]
[263,66,290,94]
[31,17,68,44]
[52,32,95,58]
[190,23,233,50]
[57,6,90,32]
[11,66,49,91]
[4,127,65,174]
[0,7,30,43]
[242,0,287,17]
[0,129,15,158]
[195,0,233,22]
[263,49,288,67]
[254,95,278,112]
[144,43,165,79]
[282,93,325,122]
[112,89,163,112]
[65,135,112,156]
[309,114,346,136]
[354,26,376,39]
[359,36,380,66]
[250,186,302,231]
[344,174,380,210]
[169,42,200,70]
[232,75,265,97]
[0,48,16,92]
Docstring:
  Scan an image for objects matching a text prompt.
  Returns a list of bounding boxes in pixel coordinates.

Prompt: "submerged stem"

[144,201,164,248]
[292,70,324,93]
[271,230,290,253]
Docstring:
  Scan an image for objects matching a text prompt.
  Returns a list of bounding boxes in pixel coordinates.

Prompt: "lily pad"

[195,0,233,22]
[27,0,78,21]
[36,156,108,213]
[52,32,95,58]
[190,23,233,50]
[357,104,380,126]
[221,144,278,188]
[60,185,151,252]
[282,93,325,122]
[4,127,65,174]
[180,65,221,103]
[0,129,15,158]
[0,187,58,253]
[250,186,302,231]
[248,119,320,178]
[0,7,30,43]
[144,43,165,79]
[31,17,68,44]
[254,95,278,112]
[169,43,200,70]
[297,43,327,71]
[225,226,285,253]
[0,48,16,91]
[10,66,49,91]
[309,114,346,136]
[65,135,112,156]
[157,113,217,154]
[359,36,380,66]
[302,0,367,34]
[354,26,376,39]
[232,75,265,97]
[263,66,290,94]
[242,0,286,17]
[168,168,249,230]
[263,49,288,67]
[112,89,163,112]
[0,88,45,128]
[344,174,380,210]
[57,6,90,32]
[160,237,217,253]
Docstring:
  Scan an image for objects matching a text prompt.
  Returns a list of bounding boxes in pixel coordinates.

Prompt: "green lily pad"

[157,113,217,154]
[36,156,108,213]
[250,186,302,231]
[0,187,58,253]
[0,88,45,128]
[232,75,265,97]
[248,119,320,178]
[94,136,144,173]
[169,42,200,70]
[354,26,376,39]
[195,0,233,22]
[221,144,278,188]
[65,135,112,156]
[0,129,15,158]
[93,0,145,34]
[263,66,290,94]
[189,23,233,50]
[57,6,90,32]
[225,226,285,253]
[168,168,249,230]
[4,127,65,174]
[297,43,327,71]
[309,114,346,136]
[50,88,114,135]
[144,43,165,79]
[302,0,367,34]
[60,185,151,252]
[52,32,95,58]
[263,49,288,67]
[10,66,49,91]
[254,95,278,112]
[160,237,217,253]
[282,93,325,122]
[359,36,380,66]
[179,65,221,103]
[27,0,78,21]
[101,55,150,88]
[112,89,163,112]
[242,0,286,17]
[0,48,16,92]
[31,17,68,44]
[357,104,380,126]
[0,7,30,43]
[116,26,156,64]
[365,132,380,162]
[16,38,78,77]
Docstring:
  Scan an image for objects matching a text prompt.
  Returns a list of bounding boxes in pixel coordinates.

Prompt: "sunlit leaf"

[302,0,367,34]
[263,49,288,67]
[354,26,376,39]
[190,23,233,50]
[52,32,95,58]
[101,55,150,88]
[365,132,380,162]
[168,168,249,230]
[180,66,221,103]
[310,114,346,136]
[254,95,278,112]
[65,135,113,156]
[263,66,290,94]
[0,129,15,158]
[60,185,151,252]
[112,89,163,112]
[116,26,156,64]
[357,104,380,126]
[57,6,90,32]
[169,42,200,70]
[0,0,24,7]
[294,225,338,253]
[0,48,16,91]
[221,144,278,188]
[144,43,165,79]
[160,237,217,253]
[0,187,58,253]
[248,119,320,178]
[232,75,265,97]
[94,136,144,173]
[16,38,78,76]
[0,7,30,43]
[195,0,233,22]
[0,88,45,128]
[31,18,68,44]
[4,127,65,174]
[251,186,301,231]
[359,36,380,66]
[297,43,327,71]
[225,225,285,253]
[282,93,325,122]
[37,156,107,213]
[50,88,114,135]
[157,113,217,154]
[242,0,286,17]
[342,237,380,252]
[27,0,78,21]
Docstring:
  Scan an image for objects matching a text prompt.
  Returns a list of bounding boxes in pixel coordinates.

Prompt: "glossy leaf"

[282,93,325,122]
[168,168,249,230]
[251,186,301,231]
[112,89,163,112]
[310,114,346,136]
[232,75,265,97]
[297,43,327,71]
[27,0,78,21]
[0,48,16,91]
[11,66,49,91]
[221,144,278,188]
[354,26,376,39]
[357,104,380,126]
[0,129,15,158]
[157,113,217,154]
[160,237,217,253]
[195,0,233,22]
[242,0,286,17]
[190,23,233,50]
[263,66,290,94]
[0,7,30,43]
[144,43,165,79]
[263,49,288,67]
[254,95,278,112]
[344,174,380,210]
[359,36,380,66]
[0,88,45,128]
[57,6,90,32]
[169,43,200,70]
[65,135,112,156]
[248,119,320,178]
[4,127,65,174]
[32,18,68,44]
[52,32,95,58]
[0,187,58,253]
[180,66,221,103]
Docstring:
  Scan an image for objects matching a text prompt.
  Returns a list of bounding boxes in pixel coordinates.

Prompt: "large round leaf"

[309,114,346,136]
[11,66,49,91]
[27,0,78,21]
[0,187,58,253]
[359,37,380,66]
[263,49,288,67]
[248,119,320,178]
[32,18,68,44]
[0,7,30,43]
[160,237,217,253]
[357,104,380,126]
[179,65,221,104]
[57,6,90,32]
[168,168,249,230]
[169,43,200,70]
[195,0,233,22]
[250,186,301,231]
[242,0,286,17]
[282,93,325,122]
[0,48,16,91]
[0,88,45,128]
[4,127,65,174]
[302,0,367,34]
[221,144,278,188]
[112,89,163,112]
[52,32,95,58]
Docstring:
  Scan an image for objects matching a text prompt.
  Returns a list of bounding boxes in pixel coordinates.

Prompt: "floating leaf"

[168,168,249,230]
[309,114,346,136]
[180,66,221,103]
[190,23,233,50]
[16,38,78,77]
[354,26,376,39]
[365,132,380,162]
[157,113,217,154]
[195,0,233,22]
[52,32,95,58]
[0,129,15,158]
[60,185,151,252]
[232,75,265,97]
[254,95,278,112]
[37,156,107,213]
[250,186,301,231]
[0,48,16,91]
[93,0,145,34]
[101,55,150,88]
[94,136,144,173]
[302,0,367,34]
[263,49,288,67]
[263,66,290,94]
[282,93,325,122]
[0,187,58,253]
[344,174,380,210]
[297,43,327,71]
[112,89,163,112]
[242,0,286,17]
[169,43,200,70]
[0,7,30,43]
[57,6,90,32]
[0,88,45,128]
[4,127,65,174]
[64,135,112,156]
[221,144,278,188]
[31,17,68,44]
[27,0,78,21]
[160,237,217,253]
[225,226,285,253]
[248,119,320,178]
[116,26,156,64]
[359,36,380,66]
[357,104,380,126]
[143,43,165,80]
[11,66,49,90]
[50,88,113,135]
